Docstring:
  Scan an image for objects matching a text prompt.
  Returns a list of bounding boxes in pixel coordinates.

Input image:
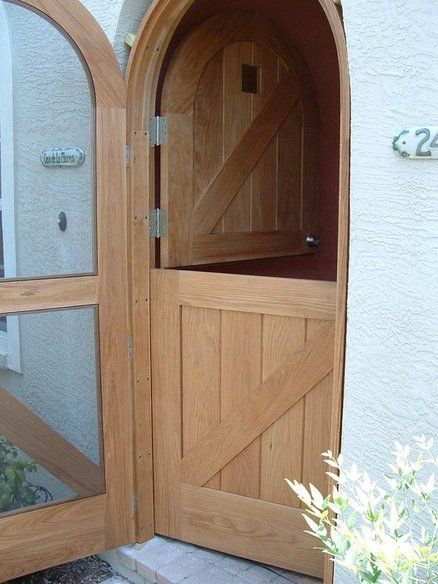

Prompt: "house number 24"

[393,126,438,159]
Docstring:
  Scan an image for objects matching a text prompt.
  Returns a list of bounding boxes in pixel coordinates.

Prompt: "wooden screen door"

[152,12,336,579]
[0,1,134,580]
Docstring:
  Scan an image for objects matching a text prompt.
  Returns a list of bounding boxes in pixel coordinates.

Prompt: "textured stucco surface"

[0,2,102,504]
[337,1,438,581]
[81,0,152,72]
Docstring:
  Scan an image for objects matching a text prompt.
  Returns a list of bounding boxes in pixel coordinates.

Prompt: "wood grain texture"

[182,306,221,489]
[127,1,350,581]
[220,311,262,497]
[179,271,337,320]
[251,45,280,232]
[0,2,134,577]
[151,270,182,537]
[96,106,134,550]
[181,321,335,487]
[0,386,104,497]
[192,231,310,264]
[192,73,302,235]
[301,320,334,501]
[161,113,194,267]
[0,277,97,314]
[0,496,105,581]
[260,316,306,508]
[160,11,319,268]
[129,129,155,541]
[181,485,324,578]
[222,42,252,233]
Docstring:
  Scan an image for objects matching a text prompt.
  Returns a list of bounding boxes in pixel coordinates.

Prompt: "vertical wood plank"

[222,42,252,233]
[277,104,303,232]
[302,320,333,498]
[130,129,154,540]
[220,310,262,498]
[301,103,320,232]
[251,47,279,232]
[151,270,182,537]
[182,306,221,489]
[193,52,224,208]
[160,113,193,267]
[260,316,306,508]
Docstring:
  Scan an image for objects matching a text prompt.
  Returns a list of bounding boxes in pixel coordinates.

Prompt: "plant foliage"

[0,436,53,513]
[287,436,438,584]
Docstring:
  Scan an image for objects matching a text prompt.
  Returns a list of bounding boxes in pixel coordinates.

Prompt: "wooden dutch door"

[152,12,336,579]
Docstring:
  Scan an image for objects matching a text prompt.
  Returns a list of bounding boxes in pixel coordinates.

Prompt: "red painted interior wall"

[159,0,340,281]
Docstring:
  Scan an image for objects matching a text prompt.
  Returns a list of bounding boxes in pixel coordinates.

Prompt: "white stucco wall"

[336,1,438,580]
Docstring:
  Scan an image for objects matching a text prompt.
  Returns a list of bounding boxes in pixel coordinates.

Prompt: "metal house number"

[393,127,438,159]
[41,147,85,168]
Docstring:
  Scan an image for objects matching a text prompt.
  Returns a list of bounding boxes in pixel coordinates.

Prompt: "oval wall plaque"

[393,127,438,159]
[41,147,85,168]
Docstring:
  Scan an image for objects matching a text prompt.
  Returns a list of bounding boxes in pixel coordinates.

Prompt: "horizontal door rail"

[0,386,104,497]
[0,276,98,314]
[178,271,337,320]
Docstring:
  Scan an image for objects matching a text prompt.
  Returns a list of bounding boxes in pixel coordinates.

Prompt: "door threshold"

[101,537,322,584]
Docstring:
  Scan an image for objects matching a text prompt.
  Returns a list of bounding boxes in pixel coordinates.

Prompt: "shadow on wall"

[113,0,153,73]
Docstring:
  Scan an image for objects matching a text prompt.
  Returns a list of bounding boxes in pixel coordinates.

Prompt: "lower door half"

[151,269,336,579]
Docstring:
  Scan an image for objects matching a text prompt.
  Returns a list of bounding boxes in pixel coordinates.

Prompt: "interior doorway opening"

[155,0,340,282]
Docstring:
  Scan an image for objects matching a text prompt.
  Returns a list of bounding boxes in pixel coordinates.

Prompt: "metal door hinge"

[128,336,134,359]
[125,144,132,167]
[149,209,168,238]
[149,116,168,146]
[132,491,137,512]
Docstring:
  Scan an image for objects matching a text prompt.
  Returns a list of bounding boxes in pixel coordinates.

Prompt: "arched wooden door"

[152,12,336,578]
[0,1,133,580]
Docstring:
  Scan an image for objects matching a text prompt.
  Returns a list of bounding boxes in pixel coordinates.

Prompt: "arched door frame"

[126,2,350,581]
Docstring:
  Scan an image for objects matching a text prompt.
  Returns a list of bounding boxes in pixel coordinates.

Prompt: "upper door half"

[160,11,320,268]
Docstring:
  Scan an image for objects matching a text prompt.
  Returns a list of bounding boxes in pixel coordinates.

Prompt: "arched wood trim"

[162,11,314,114]
[126,4,350,582]
[0,1,133,580]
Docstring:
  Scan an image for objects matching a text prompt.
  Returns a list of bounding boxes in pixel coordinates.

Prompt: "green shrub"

[287,436,438,584]
[0,436,52,513]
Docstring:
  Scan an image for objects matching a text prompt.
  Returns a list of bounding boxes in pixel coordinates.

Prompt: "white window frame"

[0,2,21,374]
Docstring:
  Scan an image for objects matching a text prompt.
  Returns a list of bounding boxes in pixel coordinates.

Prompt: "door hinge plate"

[149,116,168,146]
[149,209,168,238]
[128,336,134,359]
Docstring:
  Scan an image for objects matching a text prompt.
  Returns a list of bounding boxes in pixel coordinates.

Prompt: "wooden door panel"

[152,270,335,576]
[220,311,262,498]
[260,315,306,509]
[222,42,253,234]
[181,306,221,490]
[161,12,319,267]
